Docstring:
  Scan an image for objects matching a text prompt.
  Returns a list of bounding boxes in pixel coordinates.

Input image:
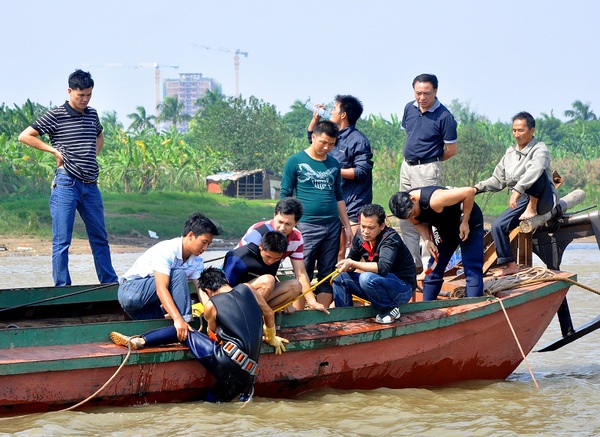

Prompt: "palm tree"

[156,95,191,130]
[564,100,597,122]
[127,106,156,132]
[100,111,124,130]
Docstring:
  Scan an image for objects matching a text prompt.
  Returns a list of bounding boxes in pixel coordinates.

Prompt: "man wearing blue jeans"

[332,204,416,324]
[118,212,219,342]
[280,120,353,308]
[18,69,118,286]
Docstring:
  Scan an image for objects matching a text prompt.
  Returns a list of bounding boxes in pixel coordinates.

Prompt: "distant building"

[206,169,282,200]
[163,73,221,132]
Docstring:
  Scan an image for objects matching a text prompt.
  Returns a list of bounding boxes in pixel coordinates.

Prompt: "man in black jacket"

[332,204,416,324]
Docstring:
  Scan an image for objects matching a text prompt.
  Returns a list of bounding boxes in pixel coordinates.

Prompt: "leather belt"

[405,156,442,166]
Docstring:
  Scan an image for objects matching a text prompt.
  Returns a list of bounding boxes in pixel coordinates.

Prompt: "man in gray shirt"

[474,111,557,277]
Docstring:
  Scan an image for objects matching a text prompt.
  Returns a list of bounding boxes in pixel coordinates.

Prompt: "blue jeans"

[422,222,485,301]
[117,269,193,321]
[297,220,341,295]
[492,173,556,265]
[333,271,413,313]
[50,170,118,286]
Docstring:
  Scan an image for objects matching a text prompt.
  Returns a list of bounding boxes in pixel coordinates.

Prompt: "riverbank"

[0,235,238,257]
[1,231,596,258]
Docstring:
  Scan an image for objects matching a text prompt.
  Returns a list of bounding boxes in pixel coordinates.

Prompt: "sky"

[1,0,599,127]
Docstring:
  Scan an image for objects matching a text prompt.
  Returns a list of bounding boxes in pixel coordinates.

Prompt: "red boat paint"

[0,275,571,415]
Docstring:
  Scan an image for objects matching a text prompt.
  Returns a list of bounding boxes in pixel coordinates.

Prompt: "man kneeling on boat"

[332,204,416,324]
[110,267,288,402]
[117,212,218,343]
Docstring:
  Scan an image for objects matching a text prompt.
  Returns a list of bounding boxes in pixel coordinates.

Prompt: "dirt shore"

[0,235,238,257]
[0,230,595,258]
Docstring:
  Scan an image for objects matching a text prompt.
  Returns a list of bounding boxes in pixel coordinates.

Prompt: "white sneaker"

[375,307,401,324]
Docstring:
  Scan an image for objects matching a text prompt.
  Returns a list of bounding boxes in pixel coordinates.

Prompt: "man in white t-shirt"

[118,212,220,342]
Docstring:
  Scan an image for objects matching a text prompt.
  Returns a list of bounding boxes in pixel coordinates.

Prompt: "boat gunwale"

[0,273,575,376]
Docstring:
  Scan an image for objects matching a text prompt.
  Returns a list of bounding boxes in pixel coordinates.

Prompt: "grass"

[0,191,277,240]
[1,186,596,241]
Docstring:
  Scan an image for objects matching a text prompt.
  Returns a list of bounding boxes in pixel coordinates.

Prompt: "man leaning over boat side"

[111,267,288,402]
[473,111,558,277]
[389,186,484,301]
[237,197,330,313]
[223,230,300,313]
[332,204,416,324]
[117,212,219,342]
[18,69,118,287]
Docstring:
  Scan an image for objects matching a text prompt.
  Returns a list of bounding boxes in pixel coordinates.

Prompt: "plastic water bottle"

[305,100,331,119]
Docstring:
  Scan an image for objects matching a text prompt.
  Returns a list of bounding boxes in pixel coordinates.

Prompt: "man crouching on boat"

[111,267,288,402]
[332,204,416,323]
[117,212,219,342]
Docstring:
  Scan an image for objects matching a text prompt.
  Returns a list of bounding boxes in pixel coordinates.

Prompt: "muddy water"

[1,245,599,436]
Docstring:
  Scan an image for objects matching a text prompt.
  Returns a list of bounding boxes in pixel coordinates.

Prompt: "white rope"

[495,297,539,389]
[59,337,136,412]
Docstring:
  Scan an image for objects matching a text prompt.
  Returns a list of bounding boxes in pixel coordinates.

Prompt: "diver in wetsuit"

[110,267,288,402]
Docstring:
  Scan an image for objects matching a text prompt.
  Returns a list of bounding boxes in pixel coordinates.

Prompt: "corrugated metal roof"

[205,169,264,182]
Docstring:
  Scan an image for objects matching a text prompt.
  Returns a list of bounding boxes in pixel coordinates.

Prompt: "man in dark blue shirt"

[308,94,373,261]
[400,74,458,273]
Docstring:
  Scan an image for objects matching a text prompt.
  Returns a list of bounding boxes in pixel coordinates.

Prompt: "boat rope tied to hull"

[495,297,540,390]
[450,266,600,299]
[59,336,138,412]
[272,269,340,312]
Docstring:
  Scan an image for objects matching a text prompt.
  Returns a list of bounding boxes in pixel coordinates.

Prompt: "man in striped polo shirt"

[237,198,329,313]
[18,69,118,286]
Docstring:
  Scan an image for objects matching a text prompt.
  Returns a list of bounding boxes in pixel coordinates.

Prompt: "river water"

[0,244,599,436]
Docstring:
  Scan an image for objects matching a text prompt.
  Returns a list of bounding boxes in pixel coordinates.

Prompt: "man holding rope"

[332,204,416,323]
[117,212,219,342]
[111,267,288,402]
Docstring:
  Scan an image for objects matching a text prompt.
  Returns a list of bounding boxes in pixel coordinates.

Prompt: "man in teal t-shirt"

[280,120,353,309]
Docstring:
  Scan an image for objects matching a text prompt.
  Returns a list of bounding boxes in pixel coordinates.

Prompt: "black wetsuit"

[142,284,263,402]
[223,242,281,286]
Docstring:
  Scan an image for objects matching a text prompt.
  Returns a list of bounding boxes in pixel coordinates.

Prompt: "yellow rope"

[272,269,341,312]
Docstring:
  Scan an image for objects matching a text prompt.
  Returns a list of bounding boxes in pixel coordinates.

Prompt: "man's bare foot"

[519,208,537,221]
[493,264,519,277]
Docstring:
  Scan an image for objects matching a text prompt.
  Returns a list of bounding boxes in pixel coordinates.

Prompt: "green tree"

[0,100,49,137]
[157,95,191,130]
[188,95,290,173]
[194,88,225,117]
[282,99,313,139]
[564,100,597,122]
[127,106,155,132]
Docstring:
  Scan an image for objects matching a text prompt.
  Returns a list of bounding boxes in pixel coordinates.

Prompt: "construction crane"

[136,63,179,118]
[192,44,248,97]
[84,62,178,119]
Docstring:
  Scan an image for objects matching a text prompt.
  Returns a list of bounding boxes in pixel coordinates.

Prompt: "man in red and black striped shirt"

[19,69,118,286]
